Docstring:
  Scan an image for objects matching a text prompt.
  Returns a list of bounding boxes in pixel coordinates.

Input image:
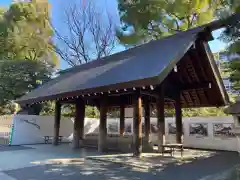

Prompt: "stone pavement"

[87,149,218,169]
[0,144,240,180]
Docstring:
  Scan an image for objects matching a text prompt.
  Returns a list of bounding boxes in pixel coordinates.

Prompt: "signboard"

[189,123,208,138]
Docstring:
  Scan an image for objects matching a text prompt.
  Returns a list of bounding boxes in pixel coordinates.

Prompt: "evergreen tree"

[220,1,240,91]
[0,1,58,115]
[117,0,231,117]
[117,0,224,45]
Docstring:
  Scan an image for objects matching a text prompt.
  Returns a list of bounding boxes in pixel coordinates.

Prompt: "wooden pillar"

[72,99,85,149]
[175,93,183,144]
[133,91,142,157]
[53,101,61,146]
[98,99,108,152]
[144,99,150,142]
[156,86,165,152]
[120,104,125,136]
[79,100,85,145]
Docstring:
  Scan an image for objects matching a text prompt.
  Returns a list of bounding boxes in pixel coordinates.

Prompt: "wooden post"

[133,91,142,157]
[120,104,125,136]
[53,101,61,146]
[72,99,85,149]
[79,99,85,146]
[98,99,108,152]
[175,93,183,144]
[156,86,165,152]
[144,99,150,143]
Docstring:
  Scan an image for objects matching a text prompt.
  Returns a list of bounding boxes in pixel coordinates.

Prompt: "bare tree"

[53,1,117,67]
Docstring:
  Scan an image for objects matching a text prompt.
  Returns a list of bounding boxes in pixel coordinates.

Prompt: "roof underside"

[16,27,229,108]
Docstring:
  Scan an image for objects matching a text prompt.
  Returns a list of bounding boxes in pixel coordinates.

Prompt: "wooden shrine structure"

[16,25,229,156]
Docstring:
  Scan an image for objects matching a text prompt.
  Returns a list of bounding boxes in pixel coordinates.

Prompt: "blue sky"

[0,0,227,69]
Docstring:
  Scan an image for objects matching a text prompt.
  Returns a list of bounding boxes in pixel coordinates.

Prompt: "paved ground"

[0,144,240,180]
[0,145,34,152]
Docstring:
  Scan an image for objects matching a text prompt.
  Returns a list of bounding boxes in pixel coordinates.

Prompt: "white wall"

[87,116,238,152]
[10,115,102,145]
[11,115,74,145]
[167,116,238,152]
[0,115,13,139]
[85,116,238,152]
[3,114,239,152]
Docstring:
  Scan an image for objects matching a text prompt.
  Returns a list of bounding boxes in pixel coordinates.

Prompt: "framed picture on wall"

[124,122,132,135]
[213,123,235,138]
[189,123,208,138]
[107,121,119,134]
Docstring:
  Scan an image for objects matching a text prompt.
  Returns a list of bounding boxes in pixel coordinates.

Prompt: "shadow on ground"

[0,145,34,152]
[4,151,240,180]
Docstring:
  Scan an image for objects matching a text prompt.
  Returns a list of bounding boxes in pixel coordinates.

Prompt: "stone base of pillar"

[98,139,105,153]
[79,139,84,147]
[142,138,154,152]
[98,146,105,153]
[72,138,85,149]
[72,139,79,149]
[158,135,166,153]
[52,137,58,146]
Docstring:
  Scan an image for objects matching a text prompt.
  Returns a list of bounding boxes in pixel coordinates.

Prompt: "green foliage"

[43,104,100,118]
[0,102,17,115]
[0,1,58,114]
[117,0,236,117]
[85,106,100,118]
[183,107,226,117]
[0,1,57,65]
[0,59,52,105]
[40,101,55,116]
[219,0,240,91]
[161,107,226,117]
[117,0,224,45]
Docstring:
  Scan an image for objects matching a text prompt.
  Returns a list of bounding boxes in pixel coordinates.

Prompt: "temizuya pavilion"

[16,25,229,156]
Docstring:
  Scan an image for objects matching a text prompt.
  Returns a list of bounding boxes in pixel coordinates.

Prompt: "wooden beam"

[144,99,150,143]
[120,103,125,136]
[204,13,240,32]
[156,86,165,153]
[72,99,85,149]
[141,91,175,102]
[175,92,183,144]
[181,82,211,91]
[78,99,85,146]
[53,101,61,146]
[98,98,108,152]
[133,90,142,157]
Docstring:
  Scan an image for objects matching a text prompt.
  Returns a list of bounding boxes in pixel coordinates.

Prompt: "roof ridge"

[59,25,205,74]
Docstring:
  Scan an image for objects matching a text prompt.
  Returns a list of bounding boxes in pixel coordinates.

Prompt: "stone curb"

[86,157,151,170]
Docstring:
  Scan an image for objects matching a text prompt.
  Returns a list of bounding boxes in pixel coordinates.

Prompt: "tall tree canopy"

[116,0,232,117]
[0,1,58,114]
[220,1,240,90]
[117,0,224,45]
[0,0,57,64]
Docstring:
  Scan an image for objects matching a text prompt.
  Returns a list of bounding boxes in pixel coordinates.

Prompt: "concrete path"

[0,144,239,180]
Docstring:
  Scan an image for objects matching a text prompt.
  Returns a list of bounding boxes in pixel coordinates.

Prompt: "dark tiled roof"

[17,27,203,104]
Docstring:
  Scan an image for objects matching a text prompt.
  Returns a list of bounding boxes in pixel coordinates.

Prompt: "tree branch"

[52,1,116,67]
